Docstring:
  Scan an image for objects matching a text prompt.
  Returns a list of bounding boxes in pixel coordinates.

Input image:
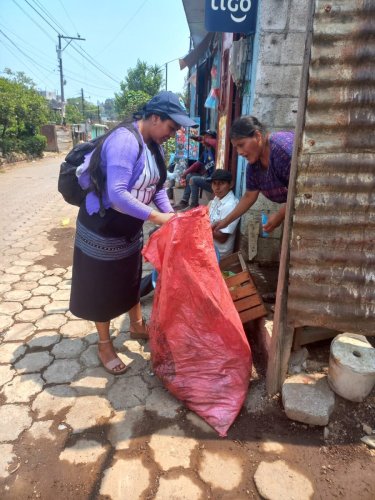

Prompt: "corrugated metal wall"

[287,0,375,334]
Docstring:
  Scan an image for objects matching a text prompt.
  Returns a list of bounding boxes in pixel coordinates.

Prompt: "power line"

[98,0,149,54]
[11,0,55,42]
[23,0,59,34]
[0,39,56,88]
[22,0,122,84]
[57,0,79,35]
[0,29,57,85]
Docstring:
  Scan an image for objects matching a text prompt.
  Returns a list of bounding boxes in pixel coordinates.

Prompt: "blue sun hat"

[144,91,197,128]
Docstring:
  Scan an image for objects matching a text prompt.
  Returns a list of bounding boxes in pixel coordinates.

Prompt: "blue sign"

[205,0,258,34]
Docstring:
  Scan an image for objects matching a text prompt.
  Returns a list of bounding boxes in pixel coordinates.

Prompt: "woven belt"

[75,220,142,261]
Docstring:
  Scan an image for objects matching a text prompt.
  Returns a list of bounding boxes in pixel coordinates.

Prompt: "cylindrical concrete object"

[328,333,375,402]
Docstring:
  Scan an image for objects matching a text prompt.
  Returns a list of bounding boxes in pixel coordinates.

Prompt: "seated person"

[209,169,240,258]
[174,130,217,210]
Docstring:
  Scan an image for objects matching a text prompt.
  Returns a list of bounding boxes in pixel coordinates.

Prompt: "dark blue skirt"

[70,206,144,322]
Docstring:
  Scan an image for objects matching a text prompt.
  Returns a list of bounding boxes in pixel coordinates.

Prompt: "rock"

[254,460,314,500]
[199,448,243,490]
[282,373,335,426]
[100,458,150,499]
[149,425,197,471]
[362,423,373,436]
[361,435,375,449]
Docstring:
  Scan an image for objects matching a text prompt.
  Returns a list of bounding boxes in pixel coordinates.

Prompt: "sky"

[1,0,191,104]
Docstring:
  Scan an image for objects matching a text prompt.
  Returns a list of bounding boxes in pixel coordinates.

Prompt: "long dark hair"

[229,116,267,140]
[87,111,168,198]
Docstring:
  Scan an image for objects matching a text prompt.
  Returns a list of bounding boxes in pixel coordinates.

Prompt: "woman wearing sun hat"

[69,91,197,375]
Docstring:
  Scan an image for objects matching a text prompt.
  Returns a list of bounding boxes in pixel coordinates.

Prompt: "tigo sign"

[205,0,258,33]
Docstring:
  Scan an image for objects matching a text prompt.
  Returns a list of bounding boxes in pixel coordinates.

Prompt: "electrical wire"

[0,38,56,88]
[23,0,122,83]
[0,29,57,83]
[98,0,149,54]
[11,0,55,42]
[57,0,79,35]
[23,0,59,34]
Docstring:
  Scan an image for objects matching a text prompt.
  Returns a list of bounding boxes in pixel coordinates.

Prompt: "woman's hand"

[263,206,286,232]
[148,210,175,226]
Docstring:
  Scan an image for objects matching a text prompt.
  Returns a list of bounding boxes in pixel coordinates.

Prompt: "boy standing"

[209,170,240,258]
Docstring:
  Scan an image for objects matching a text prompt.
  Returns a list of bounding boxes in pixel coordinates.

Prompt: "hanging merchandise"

[143,206,252,437]
[205,56,220,110]
[204,87,220,109]
[229,37,250,91]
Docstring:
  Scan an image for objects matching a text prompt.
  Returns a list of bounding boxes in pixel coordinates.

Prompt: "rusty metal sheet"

[287,0,375,334]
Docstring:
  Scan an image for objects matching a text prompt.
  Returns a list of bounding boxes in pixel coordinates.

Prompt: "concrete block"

[280,32,307,64]
[273,97,300,128]
[282,373,335,426]
[260,34,283,64]
[261,33,306,66]
[260,0,289,30]
[328,333,375,402]
[257,64,302,96]
[289,0,311,31]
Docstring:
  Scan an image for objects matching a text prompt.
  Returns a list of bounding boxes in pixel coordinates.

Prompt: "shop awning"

[179,33,215,70]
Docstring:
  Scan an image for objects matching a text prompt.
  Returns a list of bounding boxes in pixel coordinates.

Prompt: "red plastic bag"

[142,206,252,436]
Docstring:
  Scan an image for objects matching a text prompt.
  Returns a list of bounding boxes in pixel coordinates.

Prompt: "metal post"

[165,63,168,91]
[56,34,85,125]
[57,35,65,122]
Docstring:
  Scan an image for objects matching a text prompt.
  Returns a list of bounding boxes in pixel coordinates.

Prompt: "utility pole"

[56,34,85,124]
[163,58,180,91]
[81,88,85,118]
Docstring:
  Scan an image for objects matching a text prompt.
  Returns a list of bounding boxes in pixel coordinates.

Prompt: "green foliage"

[0,72,49,156]
[65,103,84,124]
[115,60,163,117]
[0,137,22,155]
[103,98,117,120]
[0,134,46,157]
[163,137,176,165]
[124,59,163,95]
[20,134,46,156]
[65,97,99,123]
[115,90,150,119]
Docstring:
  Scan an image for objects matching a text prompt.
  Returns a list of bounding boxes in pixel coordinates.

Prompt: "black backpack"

[57,124,143,211]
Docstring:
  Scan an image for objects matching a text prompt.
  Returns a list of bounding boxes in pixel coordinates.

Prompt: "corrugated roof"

[287,0,375,334]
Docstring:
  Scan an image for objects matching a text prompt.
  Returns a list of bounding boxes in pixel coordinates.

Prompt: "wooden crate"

[219,251,267,323]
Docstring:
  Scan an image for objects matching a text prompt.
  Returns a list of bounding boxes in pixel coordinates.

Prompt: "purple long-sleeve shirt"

[246,131,294,203]
[78,122,173,219]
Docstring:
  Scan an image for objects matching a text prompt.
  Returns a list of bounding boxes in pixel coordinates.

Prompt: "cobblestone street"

[0,157,374,500]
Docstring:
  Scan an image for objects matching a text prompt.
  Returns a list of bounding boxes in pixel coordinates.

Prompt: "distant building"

[39,90,58,101]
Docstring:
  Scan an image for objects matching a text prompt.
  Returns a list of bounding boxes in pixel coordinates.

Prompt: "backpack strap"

[96,123,144,217]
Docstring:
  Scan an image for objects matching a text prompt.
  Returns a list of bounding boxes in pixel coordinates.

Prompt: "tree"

[115,89,150,119]
[115,59,163,117]
[0,75,48,138]
[0,72,48,155]
[103,98,117,121]
[124,59,163,96]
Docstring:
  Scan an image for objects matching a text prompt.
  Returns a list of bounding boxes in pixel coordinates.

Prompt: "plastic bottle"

[261,212,269,237]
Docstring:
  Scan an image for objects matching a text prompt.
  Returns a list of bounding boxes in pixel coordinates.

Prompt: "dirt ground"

[19,223,373,499]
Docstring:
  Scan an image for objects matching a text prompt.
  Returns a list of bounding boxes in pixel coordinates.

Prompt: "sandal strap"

[98,339,112,344]
[105,357,123,370]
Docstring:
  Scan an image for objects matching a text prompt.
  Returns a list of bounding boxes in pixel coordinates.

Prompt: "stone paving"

[2,158,374,499]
